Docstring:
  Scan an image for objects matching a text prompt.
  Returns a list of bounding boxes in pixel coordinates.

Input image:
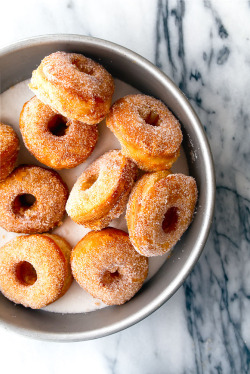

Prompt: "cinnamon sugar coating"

[20,96,98,169]
[0,234,73,309]
[0,165,68,233]
[0,123,20,181]
[106,94,183,171]
[29,51,115,124]
[126,172,198,256]
[71,228,148,305]
[66,150,138,230]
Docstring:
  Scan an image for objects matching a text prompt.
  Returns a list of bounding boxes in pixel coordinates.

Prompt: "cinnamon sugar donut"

[0,123,20,181]
[71,228,148,305]
[106,94,183,171]
[20,96,98,169]
[0,234,73,309]
[29,51,115,125]
[66,150,137,230]
[126,171,198,256]
[0,165,68,233]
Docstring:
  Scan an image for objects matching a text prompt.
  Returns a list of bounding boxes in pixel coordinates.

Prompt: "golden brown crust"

[29,52,115,124]
[126,172,198,256]
[0,234,73,309]
[42,234,73,297]
[66,150,138,230]
[71,228,148,305]
[20,96,98,169]
[106,94,183,171]
[0,123,20,181]
[0,165,68,233]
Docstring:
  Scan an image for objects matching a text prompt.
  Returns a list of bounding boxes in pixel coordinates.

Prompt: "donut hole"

[82,174,99,191]
[72,59,94,75]
[12,194,36,216]
[15,261,37,286]
[101,269,120,285]
[48,115,69,137]
[138,107,160,127]
[162,207,179,233]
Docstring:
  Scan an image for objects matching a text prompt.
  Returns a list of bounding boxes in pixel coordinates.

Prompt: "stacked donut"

[0,51,197,310]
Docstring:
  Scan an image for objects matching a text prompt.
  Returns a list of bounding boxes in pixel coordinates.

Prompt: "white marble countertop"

[0,0,249,373]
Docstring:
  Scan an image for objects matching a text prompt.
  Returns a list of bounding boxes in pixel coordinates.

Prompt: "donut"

[0,234,73,309]
[29,51,115,125]
[106,94,183,171]
[66,150,137,230]
[126,171,198,256]
[71,228,148,305]
[19,96,98,169]
[0,165,68,233]
[0,123,20,181]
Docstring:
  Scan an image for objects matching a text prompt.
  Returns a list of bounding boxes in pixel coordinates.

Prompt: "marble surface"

[0,0,249,373]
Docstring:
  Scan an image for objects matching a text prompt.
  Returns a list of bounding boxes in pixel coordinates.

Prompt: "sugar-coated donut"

[126,171,198,256]
[71,228,148,305]
[29,51,115,125]
[0,234,73,309]
[106,94,183,171]
[66,150,137,230]
[20,96,98,169]
[0,165,68,233]
[0,123,20,181]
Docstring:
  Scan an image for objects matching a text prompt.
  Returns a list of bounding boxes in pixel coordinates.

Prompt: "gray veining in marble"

[0,0,249,373]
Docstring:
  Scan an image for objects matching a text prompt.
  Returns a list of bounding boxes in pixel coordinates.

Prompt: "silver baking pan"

[0,35,215,341]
